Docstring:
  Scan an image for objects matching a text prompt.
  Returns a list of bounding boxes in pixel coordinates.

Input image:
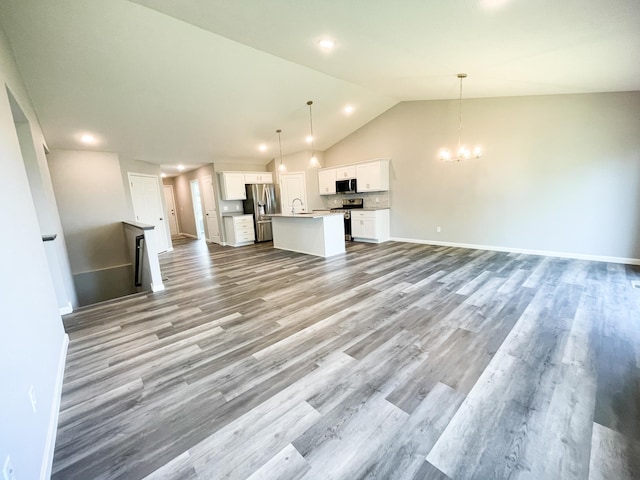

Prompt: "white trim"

[59,302,73,315]
[151,282,165,292]
[390,237,640,266]
[41,333,69,480]
[179,232,198,239]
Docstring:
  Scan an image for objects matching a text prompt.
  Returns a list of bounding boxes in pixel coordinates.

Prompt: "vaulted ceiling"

[1,0,638,172]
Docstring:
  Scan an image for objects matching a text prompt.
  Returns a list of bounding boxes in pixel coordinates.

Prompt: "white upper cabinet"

[219,173,246,200]
[356,159,390,192]
[336,165,356,179]
[219,171,274,200]
[244,172,273,184]
[318,168,337,195]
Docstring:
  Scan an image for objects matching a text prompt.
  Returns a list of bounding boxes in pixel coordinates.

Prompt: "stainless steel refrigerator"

[243,183,280,242]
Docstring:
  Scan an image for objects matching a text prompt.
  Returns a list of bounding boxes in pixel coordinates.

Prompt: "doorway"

[163,185,179,236]
[8,88,76,313]
[280,172,308,214]
[190,179,206,240]
[128,173,169,252]
[201,175,221,244]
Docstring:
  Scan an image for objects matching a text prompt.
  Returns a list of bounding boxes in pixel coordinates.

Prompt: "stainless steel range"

[330,198,364,241]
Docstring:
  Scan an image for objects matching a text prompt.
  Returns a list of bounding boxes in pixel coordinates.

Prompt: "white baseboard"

[179,232,198,239]
[151,282,165,292]
[390,237,640,266]
[59,302,73,315]
[41,333,69,480]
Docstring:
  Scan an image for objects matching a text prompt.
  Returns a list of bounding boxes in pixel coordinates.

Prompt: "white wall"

[324,92,640,261]
[48,150,136,305]
[48,150,131,272]
[0,25,68,480]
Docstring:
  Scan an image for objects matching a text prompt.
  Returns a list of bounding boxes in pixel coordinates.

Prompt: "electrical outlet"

[235,205,240,210]
[437,226,441,233]
[3,455,16,480]
[29,386,37,414]
[375,197,379,203]
[223,206,228,211]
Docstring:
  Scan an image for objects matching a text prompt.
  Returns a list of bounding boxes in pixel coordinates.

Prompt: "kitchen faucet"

[291,197,303,214]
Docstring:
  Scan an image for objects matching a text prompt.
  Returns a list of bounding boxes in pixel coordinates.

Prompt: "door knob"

[159,218,163,220]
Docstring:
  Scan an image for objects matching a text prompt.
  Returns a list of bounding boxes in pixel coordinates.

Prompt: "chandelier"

[439,73,482,162]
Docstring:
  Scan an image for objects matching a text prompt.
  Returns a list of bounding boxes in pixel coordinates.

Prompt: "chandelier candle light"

[439,73,482,162]
[277,129,286,172]
[307,100,320,168]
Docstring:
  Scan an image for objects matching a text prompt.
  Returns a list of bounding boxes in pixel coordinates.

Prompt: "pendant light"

[439,73,482,162]
[277,129,286,172]
[307,100,320,168]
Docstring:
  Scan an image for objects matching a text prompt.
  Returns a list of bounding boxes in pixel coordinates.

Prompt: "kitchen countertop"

[360,207,390,211]
[268,212,343,219]
[221,212,252,217]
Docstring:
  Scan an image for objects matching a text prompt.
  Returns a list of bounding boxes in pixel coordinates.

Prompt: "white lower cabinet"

[351,209,390,243]
[224,214,255,246]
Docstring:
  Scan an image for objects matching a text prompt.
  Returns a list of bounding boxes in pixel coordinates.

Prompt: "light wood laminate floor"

[52,237,640,479]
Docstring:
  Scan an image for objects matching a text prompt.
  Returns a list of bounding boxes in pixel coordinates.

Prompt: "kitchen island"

[269,212,345,257]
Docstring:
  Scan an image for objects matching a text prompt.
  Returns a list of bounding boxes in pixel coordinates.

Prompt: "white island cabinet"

[351,209,390,243]
[270,213,345,257]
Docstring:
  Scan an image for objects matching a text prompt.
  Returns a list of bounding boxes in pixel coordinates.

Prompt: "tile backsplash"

[321,191,390,209]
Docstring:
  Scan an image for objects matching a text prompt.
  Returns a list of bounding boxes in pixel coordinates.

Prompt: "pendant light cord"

[277,129,283,167]
[307,100,314,158]
[458,75,463,154]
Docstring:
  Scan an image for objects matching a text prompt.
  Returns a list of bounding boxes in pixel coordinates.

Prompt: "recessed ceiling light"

[177,164,185,172]
[480,0,509,8]
[258,144,267,152]
[161,173,167,178]
[80,133,96,144]
[306,135,313,144]
[318,39,335,50]
[344,105,354,115]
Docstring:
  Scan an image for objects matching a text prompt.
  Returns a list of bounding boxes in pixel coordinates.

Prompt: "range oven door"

[343,210,352,241]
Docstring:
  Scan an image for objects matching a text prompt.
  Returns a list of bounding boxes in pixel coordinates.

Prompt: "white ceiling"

[1,0,639,172]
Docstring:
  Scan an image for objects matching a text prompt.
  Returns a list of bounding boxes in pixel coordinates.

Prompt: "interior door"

[163,185,179,236]
[279,172,307,214]
[129,173,168,252]
[201,175,221,244]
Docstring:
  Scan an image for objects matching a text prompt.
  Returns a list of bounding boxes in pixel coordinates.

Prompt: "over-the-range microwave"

[336,178,357,194]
